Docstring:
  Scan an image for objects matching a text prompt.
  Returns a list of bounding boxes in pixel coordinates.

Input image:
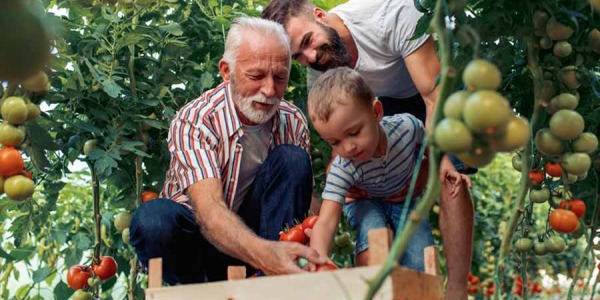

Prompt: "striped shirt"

[322,114,424,203]
[161,82,311,209]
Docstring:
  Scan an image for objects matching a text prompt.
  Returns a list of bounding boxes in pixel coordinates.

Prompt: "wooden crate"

[145,228,444,300]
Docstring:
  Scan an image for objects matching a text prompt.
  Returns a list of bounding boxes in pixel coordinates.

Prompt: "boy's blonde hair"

[308,67,374,122]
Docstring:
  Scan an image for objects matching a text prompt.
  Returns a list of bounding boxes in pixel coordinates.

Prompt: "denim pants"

[343,197,434,272]
[129,145,313,284]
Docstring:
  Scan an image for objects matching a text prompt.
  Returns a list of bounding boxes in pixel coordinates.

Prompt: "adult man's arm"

[405,37,473,300]
[187,178,325,275]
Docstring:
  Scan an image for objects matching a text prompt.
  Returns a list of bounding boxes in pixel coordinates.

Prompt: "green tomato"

[530,188,550,204]
[545,236,566,254]
[515,238,533,252]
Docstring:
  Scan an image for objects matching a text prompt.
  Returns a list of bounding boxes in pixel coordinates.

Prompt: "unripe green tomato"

[83,139,97,157]
[433,118,474,153]
[573,133,598,154]
[515,238,533,252]
[533,242,547,255]
[545,236,566,253]
[114,211,132,233]
[530,188,550,204]
[561,153,591,176]
[1,96,28,125]
[462,59,502,91]
[4,175,34,201]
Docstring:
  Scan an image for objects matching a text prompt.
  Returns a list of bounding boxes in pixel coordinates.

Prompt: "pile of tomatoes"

[67,256,118,299]
[0,70,49,202]
[433,59,530,168]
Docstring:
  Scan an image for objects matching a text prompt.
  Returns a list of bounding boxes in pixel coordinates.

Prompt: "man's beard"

[231,76,281,125]
[309,23,351,72]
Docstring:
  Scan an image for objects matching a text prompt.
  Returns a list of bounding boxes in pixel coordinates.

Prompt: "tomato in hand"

[279,225,308,244]
[545,161,562,177]
[141,191,159,202]
[549,209,579,233]
[0,147,24,177]
[92,256,118,280]
[528,169,545,186]
[558,199,586,219]
[67,265,93,290]
[315,262,339,272]
[301,215,319,230]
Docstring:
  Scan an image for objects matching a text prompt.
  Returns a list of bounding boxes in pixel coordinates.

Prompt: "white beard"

[231,77,281,125]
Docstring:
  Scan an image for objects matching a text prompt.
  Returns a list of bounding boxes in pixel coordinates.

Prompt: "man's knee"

[130,199,190,245]
[268,144,312,178]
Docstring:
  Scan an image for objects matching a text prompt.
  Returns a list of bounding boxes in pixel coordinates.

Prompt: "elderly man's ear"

[219,59,232,82]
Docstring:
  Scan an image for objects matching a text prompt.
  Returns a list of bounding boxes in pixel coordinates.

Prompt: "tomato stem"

[87,160,102,296]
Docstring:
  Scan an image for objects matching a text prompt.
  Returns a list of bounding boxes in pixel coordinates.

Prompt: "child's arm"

[310,200,343,258]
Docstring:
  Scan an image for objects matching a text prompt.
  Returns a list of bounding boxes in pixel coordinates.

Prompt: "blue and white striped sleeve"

[321,158,357,204]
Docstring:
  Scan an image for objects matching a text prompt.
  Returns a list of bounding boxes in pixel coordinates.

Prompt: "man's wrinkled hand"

[257,241,326,275]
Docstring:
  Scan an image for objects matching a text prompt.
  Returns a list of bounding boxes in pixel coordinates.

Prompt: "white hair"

[222,17,291,71]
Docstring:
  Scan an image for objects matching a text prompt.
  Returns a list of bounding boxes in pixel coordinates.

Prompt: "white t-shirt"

[232,123,272,212]
[308,0,429,98]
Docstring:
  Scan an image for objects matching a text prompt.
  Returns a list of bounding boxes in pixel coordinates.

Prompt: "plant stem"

[364,0,452,297]
[88,161,102,296]
[494,36,540,300]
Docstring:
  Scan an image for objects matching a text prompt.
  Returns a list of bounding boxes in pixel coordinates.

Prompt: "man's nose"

[260,76,276,98]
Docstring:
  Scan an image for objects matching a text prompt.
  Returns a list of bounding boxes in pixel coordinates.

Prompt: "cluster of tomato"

[0,70,49,202]
[433,59,530,168]
[512,276,543,296]
[67,256,118,299]
[466,273,480,295]
[278,215,339,272]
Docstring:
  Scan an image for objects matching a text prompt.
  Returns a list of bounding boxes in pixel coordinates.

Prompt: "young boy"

[307,67,435,271]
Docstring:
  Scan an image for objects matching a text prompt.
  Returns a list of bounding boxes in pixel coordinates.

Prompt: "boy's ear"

[373,99,384,121]
[219,59,231,82]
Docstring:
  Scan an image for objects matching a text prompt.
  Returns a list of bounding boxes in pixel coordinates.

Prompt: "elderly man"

[129,17,325,284]
[263,1,474,299]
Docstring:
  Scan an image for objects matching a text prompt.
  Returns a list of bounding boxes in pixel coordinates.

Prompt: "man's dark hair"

[262,0,313,28]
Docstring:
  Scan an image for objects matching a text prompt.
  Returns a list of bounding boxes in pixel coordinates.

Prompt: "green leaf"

[200,72,215,91]
[15,284,31,299]
[74,233,92,250]
[411,13,433,40]
[0,247,15,261]
[102,78,123,98]
[53,281,74,300]
[64,247,83,267]
[32,267,52,283]
[160,23,184,36]
[25,122,61,150]
[9,246,36,262]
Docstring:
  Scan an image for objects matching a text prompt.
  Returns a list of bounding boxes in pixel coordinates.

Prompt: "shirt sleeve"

[167,110,221,194]
[321,158,357,204]
[387,1,429,58]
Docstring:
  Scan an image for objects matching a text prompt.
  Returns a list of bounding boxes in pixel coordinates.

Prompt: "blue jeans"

[343,197,434,272]
[129,145,313,284]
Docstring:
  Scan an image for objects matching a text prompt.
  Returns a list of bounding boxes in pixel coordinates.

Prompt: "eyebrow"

[292,32,313,60]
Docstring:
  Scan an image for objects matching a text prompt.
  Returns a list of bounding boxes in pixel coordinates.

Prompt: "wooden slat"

[367,228,392,265]
[146,264,447,300]
[148,258,163,289]
[390,266,444,300]
[423,246,442,276]
[227,266,246,281]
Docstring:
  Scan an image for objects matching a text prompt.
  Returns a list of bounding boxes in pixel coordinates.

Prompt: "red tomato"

[470,276,480,285]
[141,191,159,203]
[558,199,586,219]
[301,215,319,230]
[66,265,92,290]
[529,169,545,185]
[23,170,32,180]
[92,256,118,280]
[315,262,339,272]
[0,147,24,177]
[279,225,308,244]
[545,161,562,177]
[549,209,579,233]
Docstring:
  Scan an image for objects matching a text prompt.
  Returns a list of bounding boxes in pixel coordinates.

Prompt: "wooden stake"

[148,258,163,289]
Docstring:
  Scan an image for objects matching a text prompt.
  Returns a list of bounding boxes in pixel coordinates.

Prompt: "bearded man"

[129,17,326,284]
